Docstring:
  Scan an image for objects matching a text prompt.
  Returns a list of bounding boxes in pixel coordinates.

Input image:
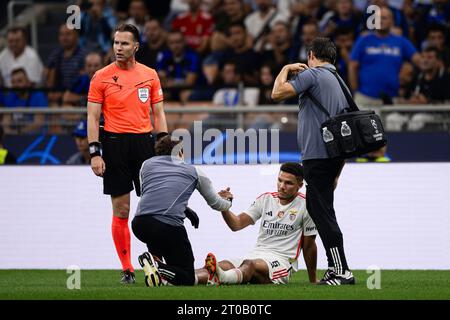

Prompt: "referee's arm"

[87,101,105,176]
[151,101,168,135]
[87,101,102,143]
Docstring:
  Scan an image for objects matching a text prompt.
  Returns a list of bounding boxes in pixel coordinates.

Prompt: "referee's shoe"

[318,270,355,286]
[120,269,136,284]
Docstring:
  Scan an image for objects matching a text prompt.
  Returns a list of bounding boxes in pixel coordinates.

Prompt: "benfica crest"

[138,88,149,103]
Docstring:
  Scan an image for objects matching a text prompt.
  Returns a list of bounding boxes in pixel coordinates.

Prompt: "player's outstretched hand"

[185,207,199,229]
[219,187,233,201]
[91,156,105,177]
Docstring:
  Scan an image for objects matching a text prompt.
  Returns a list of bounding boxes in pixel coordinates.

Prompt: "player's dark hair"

[307,37,337,64]
[155,135,182,156]
[280,162,304,180]
[115,23,140,42]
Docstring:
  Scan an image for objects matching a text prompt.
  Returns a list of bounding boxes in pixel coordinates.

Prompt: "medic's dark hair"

[155,135,182,156]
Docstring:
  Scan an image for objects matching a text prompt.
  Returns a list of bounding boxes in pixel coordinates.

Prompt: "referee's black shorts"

[102,130,155,197]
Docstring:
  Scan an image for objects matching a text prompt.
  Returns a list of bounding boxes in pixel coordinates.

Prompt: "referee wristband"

[156,132,169,141]
[89,142,102,158]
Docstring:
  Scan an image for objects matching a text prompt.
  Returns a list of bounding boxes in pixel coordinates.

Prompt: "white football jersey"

[244,192,318,264]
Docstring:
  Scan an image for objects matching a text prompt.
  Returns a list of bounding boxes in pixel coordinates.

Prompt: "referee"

[87,24,168,284]
[271,37,355,285]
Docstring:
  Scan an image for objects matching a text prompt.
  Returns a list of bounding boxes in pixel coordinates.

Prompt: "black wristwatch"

[89,142,102,158]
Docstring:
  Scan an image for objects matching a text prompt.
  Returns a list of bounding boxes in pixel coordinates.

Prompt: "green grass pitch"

[0,270,449,300]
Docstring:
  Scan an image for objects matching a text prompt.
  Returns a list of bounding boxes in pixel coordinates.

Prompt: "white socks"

[217,266,243,284]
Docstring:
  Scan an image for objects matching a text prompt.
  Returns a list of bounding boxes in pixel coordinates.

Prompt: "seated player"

[195,162,318,285]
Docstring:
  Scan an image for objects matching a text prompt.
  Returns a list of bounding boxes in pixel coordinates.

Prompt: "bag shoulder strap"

[323,67,359,112]
[305,66,359,117]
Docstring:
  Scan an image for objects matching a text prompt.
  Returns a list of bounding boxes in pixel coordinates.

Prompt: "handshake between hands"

[218,187,233,202]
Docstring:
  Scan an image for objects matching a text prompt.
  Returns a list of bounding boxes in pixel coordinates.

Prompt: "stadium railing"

[378,105,450,132]
[1,104,450,134]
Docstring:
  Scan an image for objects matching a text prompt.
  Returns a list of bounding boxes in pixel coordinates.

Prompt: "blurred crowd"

[0,0,450,134]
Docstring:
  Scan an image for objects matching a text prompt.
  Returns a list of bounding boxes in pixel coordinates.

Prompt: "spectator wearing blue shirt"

[362,0,410,37]
[321,0,363,38]
[66,120,90,165]
[63,52,103,107]
[46,24,86,106]
[203,23,262,88]
[334,26,355,86]
[1,68,48,134]
[79,0,116,54]
[156,30,200,103]
[425,0,450,25]
[349,6,421,106]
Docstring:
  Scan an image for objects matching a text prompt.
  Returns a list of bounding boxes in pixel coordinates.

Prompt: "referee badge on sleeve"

[138,88,149,103]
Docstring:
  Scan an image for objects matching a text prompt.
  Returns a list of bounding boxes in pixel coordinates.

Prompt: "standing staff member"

[271,37,355,285]
[87,24,168,284]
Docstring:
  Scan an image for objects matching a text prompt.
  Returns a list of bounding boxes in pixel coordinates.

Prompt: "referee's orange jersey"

[88,62,164,134]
